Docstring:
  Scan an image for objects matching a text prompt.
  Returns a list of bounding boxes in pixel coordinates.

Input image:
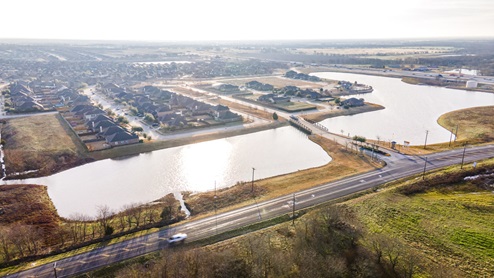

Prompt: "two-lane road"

[5,144,494,277]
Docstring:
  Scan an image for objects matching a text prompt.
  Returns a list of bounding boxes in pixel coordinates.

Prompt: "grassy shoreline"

[302,103,384,123]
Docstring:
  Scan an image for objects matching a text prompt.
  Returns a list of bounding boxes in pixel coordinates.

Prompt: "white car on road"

[167,233,187,244]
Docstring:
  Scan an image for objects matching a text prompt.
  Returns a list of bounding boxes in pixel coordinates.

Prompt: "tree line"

[0,193,185,267]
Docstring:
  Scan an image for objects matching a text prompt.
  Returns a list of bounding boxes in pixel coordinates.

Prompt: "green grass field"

[348,163,494,277]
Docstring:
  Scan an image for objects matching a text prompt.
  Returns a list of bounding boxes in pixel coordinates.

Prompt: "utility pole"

[424,130,429,149]
[454,124,458,142]
[461,142,467,169]
[292,193,296,225]
[422,157,428,180]
[251,167,255,192]
[449,128,454,147]
[214,181,217,234]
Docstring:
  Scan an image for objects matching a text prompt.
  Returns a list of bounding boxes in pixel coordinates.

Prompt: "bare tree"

[400,251,419,278]
[0,226,13,262]
[128,203,144,228]
[144,206,158,224]
[369,234,385,264]
[382,237,403,275]
[117,207,128,232]
[9,224,27,258]
[96,205,114,236]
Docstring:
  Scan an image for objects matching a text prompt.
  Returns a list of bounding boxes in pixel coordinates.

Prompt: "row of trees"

[0,195,184,266]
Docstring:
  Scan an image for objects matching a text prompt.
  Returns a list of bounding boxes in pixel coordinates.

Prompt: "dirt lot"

[1,114,91,179]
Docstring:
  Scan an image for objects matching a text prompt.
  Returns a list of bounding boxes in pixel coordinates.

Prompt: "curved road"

[5,144,494,277]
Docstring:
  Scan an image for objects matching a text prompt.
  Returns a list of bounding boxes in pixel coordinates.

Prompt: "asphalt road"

[317,65,494,85]
[5,144,494,278]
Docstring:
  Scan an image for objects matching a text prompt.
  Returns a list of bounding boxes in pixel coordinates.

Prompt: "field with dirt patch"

[1,114,91,179]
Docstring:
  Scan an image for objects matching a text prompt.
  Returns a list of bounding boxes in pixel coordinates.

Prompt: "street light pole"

[461,142,467,169]
[424,130,429,149]
[292,193,296,225]
[449,128,454,147]
[422,157,428,180]
[251,167,255,192]
[214,181,217,234]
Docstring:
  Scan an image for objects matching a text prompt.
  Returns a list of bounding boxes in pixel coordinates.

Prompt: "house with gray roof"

[105,131,139,146]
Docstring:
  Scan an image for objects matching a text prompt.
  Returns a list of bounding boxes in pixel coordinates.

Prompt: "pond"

[5,126,331,218]
[313,72,494,145]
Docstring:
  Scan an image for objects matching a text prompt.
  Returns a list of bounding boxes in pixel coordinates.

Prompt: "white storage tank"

[466,80,478,88]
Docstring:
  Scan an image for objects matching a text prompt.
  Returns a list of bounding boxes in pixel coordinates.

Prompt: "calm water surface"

[9,127,330,217]
[313,72,494,144]
[7,72,493,218]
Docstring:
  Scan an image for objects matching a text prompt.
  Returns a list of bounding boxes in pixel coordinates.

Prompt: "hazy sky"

[1,0,493,41]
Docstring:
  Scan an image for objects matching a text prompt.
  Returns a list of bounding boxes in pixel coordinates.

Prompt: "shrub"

[104,225,114,236]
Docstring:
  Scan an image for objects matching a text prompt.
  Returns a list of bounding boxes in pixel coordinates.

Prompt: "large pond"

[6,126,331,218]
[313,72,494,145]
[5,71,494,218]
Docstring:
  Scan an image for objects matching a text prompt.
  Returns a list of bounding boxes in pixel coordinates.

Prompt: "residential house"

[158,113,187,128]
[152,104,173,118]
[105,131,139,146]
[214,83,239,93]
[340,97,365,107]
[98,125,126,138]
[90,119,117,133]
[299,89,322,99]
[71,105,106,120]
[245,81,274,91]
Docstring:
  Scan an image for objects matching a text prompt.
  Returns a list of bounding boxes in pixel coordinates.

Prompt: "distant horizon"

[1,36,494,46]
[1,0,493,42]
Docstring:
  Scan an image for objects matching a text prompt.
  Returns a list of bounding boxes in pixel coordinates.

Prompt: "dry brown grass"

[0,184,60,229]
[185,134,383,215]
[302,103,385,123]
[438,105,494,143]
[3,114,79,152]
[1,114,90,178]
